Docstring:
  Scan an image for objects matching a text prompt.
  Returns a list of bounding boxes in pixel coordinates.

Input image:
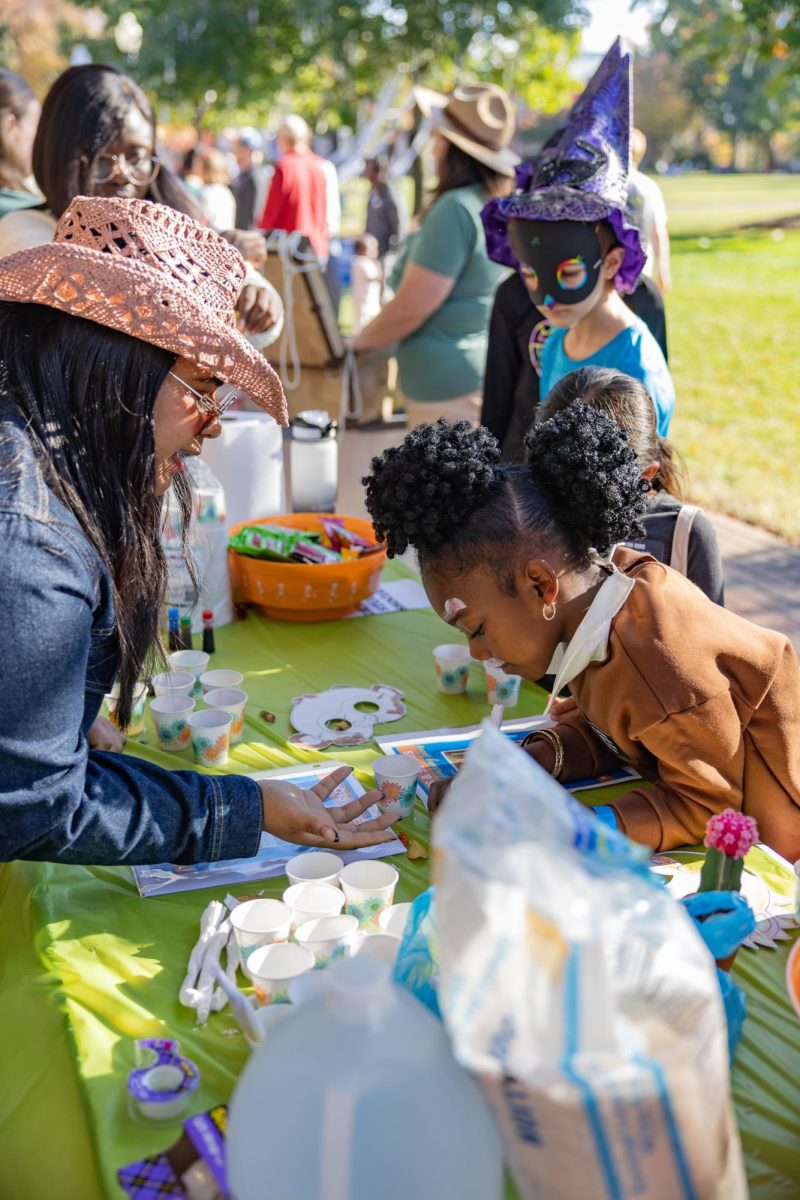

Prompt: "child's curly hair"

[363,404,647,583]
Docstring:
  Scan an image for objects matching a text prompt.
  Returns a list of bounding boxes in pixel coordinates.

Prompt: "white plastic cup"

[204,687,248,744]
[188,708,232,767]
[295,914,359,969]
[230,898,293,969]
[378,902,412,939]
[372,754,420,819]
[248,942,315,1005]
[484,660,522,707]
[150,695,196,751]
[282,882,345,933]
[168,650,210,698]
[339,861,399,930]
[351,932,402,967]
[102,681,148,736]
[201,668,245,695]
[433,644,471,695]
[151,670,196,698]
[285,851,344,888]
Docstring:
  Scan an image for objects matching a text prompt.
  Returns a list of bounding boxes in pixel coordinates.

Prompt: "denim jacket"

[0,419,262,865]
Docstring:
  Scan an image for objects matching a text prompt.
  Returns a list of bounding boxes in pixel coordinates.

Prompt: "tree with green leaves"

[68,0,584,128]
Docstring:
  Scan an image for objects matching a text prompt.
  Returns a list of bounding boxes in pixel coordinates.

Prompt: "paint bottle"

[179,614,193,651]
[167,607,181,653]
[202,609,215,656]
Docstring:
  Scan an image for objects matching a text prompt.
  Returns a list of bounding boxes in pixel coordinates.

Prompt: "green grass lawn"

[340,173,800,540]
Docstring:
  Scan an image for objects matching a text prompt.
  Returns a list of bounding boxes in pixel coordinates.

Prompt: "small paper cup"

[372,754,419,818]
[151,670,196,698]
[351,932,402,967]
[201,668,245,695]
[484,660,522,707]
[378,902,412,939]
[150,695,195,751]
[283,882,345,933]
[248,942,315,1005]
[295,914,359,969]
[204,687,248,744]
[286,851,344,888]
[102,681,148,735]
[339,861,398,930]
[168,650,209,697]
[230,898,293,969]
[433,644,471,695]
[188,708,231,767]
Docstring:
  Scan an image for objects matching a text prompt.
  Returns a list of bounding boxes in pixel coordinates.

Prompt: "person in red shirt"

[258,115,329,259]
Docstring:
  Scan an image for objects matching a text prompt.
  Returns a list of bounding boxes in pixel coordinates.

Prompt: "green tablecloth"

[1,563,799,1199]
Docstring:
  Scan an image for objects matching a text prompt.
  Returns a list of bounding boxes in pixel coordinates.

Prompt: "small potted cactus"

[696,808,759,970]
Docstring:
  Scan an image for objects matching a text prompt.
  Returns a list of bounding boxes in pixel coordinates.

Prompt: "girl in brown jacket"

[363,401,800,860]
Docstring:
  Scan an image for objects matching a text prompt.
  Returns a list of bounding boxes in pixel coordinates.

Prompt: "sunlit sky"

[580,0,661,52]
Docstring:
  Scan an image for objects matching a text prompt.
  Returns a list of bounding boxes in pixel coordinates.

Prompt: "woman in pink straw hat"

[352,82,518,426]
[0,195,398,865]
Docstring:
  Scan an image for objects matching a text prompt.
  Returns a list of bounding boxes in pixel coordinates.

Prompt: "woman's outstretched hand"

[259,766,399,849]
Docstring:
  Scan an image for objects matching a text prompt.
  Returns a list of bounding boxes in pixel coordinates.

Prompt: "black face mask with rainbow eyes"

[508,218,604,308]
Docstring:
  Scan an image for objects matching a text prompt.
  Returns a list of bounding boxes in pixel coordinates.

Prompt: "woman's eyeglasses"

[168,371,238,428]
[87,151,161,186]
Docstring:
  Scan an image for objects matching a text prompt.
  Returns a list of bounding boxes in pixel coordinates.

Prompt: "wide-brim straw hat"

[0,195,288,423]
[415,82,520,178]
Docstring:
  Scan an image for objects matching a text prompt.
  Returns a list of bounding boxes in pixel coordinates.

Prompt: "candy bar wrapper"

[228,525,301,562]
[291,540,343,564]
[118,1106,228,1200]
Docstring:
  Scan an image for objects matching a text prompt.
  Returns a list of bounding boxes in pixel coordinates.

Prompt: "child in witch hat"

[482,39,675,438]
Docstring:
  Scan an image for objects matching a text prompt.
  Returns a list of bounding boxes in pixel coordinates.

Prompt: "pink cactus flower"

[704,809,759,859]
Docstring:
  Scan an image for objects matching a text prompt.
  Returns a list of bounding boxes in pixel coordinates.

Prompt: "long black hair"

[363,404,648,586]
[0,302,195,727]
[540,367,686,499]
[32,64,201,220]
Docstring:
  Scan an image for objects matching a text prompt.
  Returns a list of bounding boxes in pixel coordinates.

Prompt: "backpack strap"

[669,504,701,577]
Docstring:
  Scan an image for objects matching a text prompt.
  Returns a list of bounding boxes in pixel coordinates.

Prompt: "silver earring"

[543,601,557,622]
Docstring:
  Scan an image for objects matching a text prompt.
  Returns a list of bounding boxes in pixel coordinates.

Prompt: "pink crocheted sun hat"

[0,194,288,424]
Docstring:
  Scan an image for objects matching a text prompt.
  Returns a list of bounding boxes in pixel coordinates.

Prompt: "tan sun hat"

[415,82,520,178]
[0,194,288,424]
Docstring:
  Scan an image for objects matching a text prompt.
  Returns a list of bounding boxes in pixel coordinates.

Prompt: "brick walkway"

[338,426,800,653]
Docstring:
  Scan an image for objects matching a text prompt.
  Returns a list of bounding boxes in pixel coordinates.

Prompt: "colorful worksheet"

[132,762,405,898]
[375,716,640,800]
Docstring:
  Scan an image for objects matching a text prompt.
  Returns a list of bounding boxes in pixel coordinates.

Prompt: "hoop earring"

[543,601,557,622]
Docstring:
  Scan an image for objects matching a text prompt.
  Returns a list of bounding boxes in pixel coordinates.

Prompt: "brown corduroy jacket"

[556,549,800,859]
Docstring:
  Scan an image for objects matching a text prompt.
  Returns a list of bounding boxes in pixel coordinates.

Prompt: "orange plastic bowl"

[786,936,800,1019]
[228,513,387,622]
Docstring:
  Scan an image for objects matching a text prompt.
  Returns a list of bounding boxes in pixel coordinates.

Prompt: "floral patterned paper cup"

[339,861,398,930]
[204,687,248,744]
[372,754,420,819]
[484,660,522,707]
[433,644,471,695]
[378,902,412,939]
[230,898,293,971]
[295,914,359,969]
[282,882,345,933]
[200,668,244,695]
[188,708,231,767]
[102,681,148,735]
[151,670,196,698]
[248,942,315,1005]
[351,932,402,967]
[167,650,209,698]
[150,695,195,751]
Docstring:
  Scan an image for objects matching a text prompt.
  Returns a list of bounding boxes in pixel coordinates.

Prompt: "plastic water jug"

[163,457,233,633]
[289,410,338,513]
[227,957,503,1200]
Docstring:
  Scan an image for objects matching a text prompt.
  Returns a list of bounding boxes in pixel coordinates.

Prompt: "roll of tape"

[128,1037,199,1122]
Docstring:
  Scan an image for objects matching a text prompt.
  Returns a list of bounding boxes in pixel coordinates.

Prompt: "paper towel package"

[202,411,286,530]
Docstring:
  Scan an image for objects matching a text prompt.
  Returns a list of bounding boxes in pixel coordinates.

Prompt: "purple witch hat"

[482,39,645,292]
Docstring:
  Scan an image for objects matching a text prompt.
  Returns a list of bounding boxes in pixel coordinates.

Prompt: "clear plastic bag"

[393,887,440,1018]
[433,721,747,1200]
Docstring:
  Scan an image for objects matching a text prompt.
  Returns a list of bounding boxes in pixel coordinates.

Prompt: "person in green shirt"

[0,70,40,219]
[352,82,518,426]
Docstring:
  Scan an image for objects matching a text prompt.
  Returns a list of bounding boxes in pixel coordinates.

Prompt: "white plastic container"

[228,957,503,1200]
[201,410,285,529]
[289,410,338,513]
